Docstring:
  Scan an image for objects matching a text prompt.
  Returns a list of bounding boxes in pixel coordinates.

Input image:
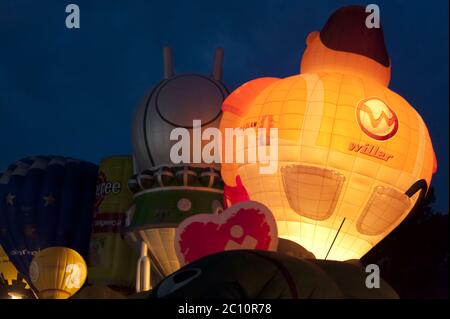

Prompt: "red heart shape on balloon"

[175,201,278,266]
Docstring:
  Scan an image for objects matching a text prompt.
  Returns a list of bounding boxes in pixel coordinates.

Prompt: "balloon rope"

[324,218,346,260]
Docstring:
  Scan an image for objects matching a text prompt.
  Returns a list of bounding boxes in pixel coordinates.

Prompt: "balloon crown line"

[0,156,87,180]
[127,165,223,194]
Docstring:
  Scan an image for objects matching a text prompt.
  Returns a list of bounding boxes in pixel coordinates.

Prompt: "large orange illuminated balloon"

[220,6,437,261]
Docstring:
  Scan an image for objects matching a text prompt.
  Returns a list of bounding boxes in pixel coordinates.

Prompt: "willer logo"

[356,97,399,140]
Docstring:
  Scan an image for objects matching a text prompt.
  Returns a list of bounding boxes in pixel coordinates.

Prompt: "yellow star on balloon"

[43,194,56,206]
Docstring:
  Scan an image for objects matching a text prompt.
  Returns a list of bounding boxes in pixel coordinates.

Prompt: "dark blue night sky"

[0,0,448,212]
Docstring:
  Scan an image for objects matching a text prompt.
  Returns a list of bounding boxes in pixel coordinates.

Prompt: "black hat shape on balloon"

[319,5,390,67]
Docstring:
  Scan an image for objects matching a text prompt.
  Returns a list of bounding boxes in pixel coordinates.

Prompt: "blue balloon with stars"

[0,156,98,284]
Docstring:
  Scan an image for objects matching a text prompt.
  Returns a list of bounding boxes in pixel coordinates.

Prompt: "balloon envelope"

[29,246,87,299]
[145,250,398,299]
[219,6,436,260]
[88,156,137,291]
[125,165,224,279]
[1,245,22,286]
[175,201,278,266]
[1,244,32,299]
[0,156,98,283]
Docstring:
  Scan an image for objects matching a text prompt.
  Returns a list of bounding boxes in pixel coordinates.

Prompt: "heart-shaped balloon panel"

[175,201,278,266]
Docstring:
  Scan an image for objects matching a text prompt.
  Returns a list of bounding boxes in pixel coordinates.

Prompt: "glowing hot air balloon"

[0,156,98,283]
[0,245,32,299]
[220,6,437,261]
[125,165,224,283]
[88,156,137,293]
[29,247,87,299]
[1,245,23,289]
[126,47,228,290]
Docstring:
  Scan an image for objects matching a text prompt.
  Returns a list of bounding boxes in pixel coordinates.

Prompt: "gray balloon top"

[131,47,229,172]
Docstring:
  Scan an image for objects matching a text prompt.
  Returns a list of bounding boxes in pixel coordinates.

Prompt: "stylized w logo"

[356,98,399,140]
[359,102,396,128]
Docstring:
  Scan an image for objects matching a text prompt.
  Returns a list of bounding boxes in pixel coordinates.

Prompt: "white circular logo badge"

[356,97,399,140]
[29,260,39,283]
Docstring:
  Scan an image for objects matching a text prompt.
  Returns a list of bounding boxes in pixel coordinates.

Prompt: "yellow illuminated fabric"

[29,247,87,299]
[0,245,29,288]
[89,156,137,288]
[281,165,345,221]
[140,228,180,276]
[220,34,436,261]
[127,227,180,277]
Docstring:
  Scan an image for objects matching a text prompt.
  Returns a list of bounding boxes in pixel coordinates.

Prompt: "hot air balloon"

[88,156,137,293]
[137,250,398,299]
[219,6,437,261]
[29,247,87,299]
[0,245,33,299]
[0,156,98,284]
[174,200,279,266]
[125,165,224,287]
[126,47,228,291]
[131,46,228,172]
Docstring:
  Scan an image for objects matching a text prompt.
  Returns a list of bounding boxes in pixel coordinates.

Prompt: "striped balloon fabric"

[0,156,98,285]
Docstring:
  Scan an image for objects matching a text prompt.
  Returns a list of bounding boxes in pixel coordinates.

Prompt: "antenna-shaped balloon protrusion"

[163,47,174,79]
[136,242,151,292]
[132,155,138,175]
[212,48,224,81]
